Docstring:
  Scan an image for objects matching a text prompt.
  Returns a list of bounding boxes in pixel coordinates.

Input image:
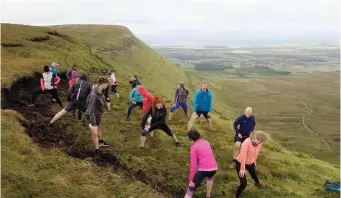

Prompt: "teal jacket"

[193,89,212,112]
[129,88,143,103]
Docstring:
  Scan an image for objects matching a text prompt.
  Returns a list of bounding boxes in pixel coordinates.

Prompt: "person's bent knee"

[141,129,149,136]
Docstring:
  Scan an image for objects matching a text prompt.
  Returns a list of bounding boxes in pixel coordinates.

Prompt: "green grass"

[1,110,167,198]
[1,24,340,198]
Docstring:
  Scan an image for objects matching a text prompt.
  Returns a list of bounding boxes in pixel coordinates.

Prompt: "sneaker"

[52,99,57,103]
[254,182,267,189]
[175,142,182,147]
[126,117,131,121]
[230,161,236,168]
[99,140,111,147]
[26,104,35,107]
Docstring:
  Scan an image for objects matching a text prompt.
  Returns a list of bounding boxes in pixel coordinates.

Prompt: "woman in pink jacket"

[184,129,217,198]
[235,130,267,198]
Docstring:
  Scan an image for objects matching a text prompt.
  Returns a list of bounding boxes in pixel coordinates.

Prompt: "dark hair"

[187,129,201,141]
[43,65,50,72]
[97,76,109,85]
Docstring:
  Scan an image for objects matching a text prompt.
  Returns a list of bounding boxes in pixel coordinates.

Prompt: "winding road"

[294,95,334,150]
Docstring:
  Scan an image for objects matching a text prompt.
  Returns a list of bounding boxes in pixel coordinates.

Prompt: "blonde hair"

[250,130,267,143]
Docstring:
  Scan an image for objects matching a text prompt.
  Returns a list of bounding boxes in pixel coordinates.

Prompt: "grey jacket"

[85,85,105,126]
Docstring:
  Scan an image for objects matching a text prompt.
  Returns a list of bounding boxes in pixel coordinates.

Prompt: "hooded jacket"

[67,73,92,104]
[141,105,167,129]
[85,85,105,126]
[193,89,212,112]
[137,85,154,114]
[129,87,143,103]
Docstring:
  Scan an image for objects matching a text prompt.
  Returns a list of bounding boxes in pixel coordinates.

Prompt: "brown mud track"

[2,73,185,198]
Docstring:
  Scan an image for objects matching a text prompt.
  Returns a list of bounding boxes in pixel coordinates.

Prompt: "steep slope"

[1,24,340,198]
[53,24,189,99]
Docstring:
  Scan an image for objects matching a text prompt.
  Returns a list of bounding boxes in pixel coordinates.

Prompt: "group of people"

[28,62,267,198]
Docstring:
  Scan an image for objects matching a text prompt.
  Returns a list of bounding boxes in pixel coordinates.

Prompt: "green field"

[1,23,340,198]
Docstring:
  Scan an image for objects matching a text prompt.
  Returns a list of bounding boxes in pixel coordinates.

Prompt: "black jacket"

[67,74,92,104]
[141,105,167,129]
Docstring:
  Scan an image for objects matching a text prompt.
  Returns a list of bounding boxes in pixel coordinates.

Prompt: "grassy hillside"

[53,24,188,99]
[189,71,340,164]
[1,24,340,198]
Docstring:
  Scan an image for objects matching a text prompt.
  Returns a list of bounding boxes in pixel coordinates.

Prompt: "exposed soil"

[2,73,185,198]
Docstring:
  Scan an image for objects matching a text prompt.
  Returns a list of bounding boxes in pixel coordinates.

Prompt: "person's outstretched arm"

[238,139,249,174]
[67,84,75,102]
[129,89,135,103]
[87,95,97,126]
[40,75,45,90]
[174,88,179,104]
[189,146,198,182]
[141,108,152,129]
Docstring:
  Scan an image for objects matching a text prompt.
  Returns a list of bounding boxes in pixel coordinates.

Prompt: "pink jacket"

[237,138,263,172]
[189,139,218,181]
[137,86,154,114]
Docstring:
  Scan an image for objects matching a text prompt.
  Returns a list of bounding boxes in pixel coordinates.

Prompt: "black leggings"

[141,123,174,137]
[111,85,118,94]
[32,88,62,107]
[235,161,260,198]
[187,171,216,195]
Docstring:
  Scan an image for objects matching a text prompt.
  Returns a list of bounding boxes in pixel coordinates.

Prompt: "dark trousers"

[127,102,143,118]
[142,123,173,137]
[32,88,62,107]
[111,85,118,94]
[235,161,260,198]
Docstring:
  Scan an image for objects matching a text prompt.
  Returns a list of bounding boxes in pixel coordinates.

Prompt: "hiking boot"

[99,139,111,147]
[254,182,267,189]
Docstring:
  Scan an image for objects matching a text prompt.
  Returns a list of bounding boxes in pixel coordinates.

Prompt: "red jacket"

[137,85,154,114]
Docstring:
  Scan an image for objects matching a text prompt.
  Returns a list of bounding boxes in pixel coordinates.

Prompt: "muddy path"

[294,94,335,151]
[2,74,184,198]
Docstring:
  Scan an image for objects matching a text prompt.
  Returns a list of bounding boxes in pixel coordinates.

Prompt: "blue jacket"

[234,114,256,136]
[129,88,143,103]
[193,89,212,112]
[50,66,58,81]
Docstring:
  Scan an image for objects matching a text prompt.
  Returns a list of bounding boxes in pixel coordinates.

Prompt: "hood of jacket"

[80,73,88,81]
[137,85,147,96]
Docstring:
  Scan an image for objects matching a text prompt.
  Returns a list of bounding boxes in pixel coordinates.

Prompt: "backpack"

[178,88,189,101]
[325,180,340,192]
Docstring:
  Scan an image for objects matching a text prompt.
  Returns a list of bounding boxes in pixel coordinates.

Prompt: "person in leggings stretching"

[235,130,267,198]
[184,129,217,198]
[140,96,180,148]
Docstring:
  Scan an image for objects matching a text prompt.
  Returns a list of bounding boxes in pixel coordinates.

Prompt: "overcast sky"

[1,0,339,45]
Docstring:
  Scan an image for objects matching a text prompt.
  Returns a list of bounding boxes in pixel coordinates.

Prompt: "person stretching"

[84,77,111,156]
[126,87,143,120]
[184,129,217,198]
[137,85,154,116]
[232,107,256,168]
[29,65,62,107]
[140,96,180,148]
[235,130,267,198]
[188,81,212,131]
[49,73,91,125]
[169,82,189,120]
